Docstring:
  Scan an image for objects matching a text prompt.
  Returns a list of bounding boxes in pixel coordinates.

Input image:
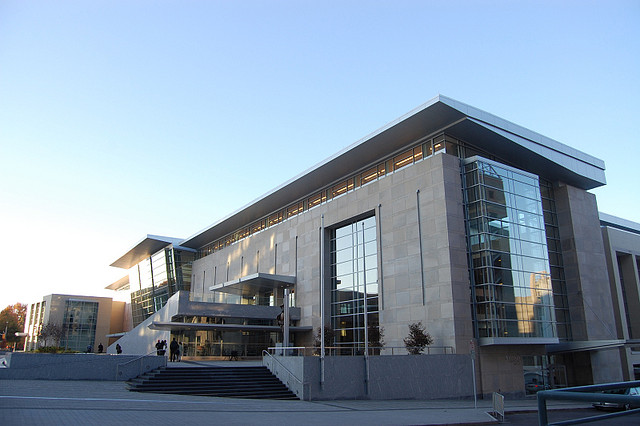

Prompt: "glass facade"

[170,316,280,358]
[60,300,99,351]
[130,248,195,327]
[330,216,380,350]
[540,179,572,341]
[463,157,557,340]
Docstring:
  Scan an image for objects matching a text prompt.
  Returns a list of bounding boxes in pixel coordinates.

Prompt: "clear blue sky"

[1,1,639,308]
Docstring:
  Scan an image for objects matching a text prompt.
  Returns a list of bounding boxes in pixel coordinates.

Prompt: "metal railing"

[263,345,454,356]
[181,342,268,358]
[537,380,640,426]
[262,349,309,400]
[115,350,164,380]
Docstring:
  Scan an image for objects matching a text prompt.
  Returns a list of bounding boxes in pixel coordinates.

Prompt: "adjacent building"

[106,95,640,397]
[23,294,126,352]
[599,213,640,381]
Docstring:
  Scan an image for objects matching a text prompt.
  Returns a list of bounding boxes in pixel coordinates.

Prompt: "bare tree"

[313,325,335,354]
[38,323,64,347]
[368,324,385,348]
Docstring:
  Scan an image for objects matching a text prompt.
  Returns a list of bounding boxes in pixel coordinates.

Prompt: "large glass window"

[170,316,280,358]
[60,300,99,352]
[463,158,557,340]
[330,216,380,351]
[539,179,571,341]
[127,247,193,327]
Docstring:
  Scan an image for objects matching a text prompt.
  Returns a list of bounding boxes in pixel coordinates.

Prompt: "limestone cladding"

[555,184,616,342]
[191,153,473,353]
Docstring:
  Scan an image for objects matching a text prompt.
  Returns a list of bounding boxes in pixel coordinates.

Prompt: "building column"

[554,183,622,384]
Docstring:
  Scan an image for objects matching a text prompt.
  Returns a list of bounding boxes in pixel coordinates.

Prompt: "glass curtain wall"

[60,300,99,351]
[540,179,571,341]
[330,216,380,352]
[171,316,279,358]
[129,248,194,327]
[463,157,557,340]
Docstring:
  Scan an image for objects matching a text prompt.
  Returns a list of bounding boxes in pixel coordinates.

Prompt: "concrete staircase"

[126,365,298,400]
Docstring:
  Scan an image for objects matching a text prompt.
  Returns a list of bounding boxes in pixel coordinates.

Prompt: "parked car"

[593,386,640,411]
[525,380,550,393]
[524,372,550,393]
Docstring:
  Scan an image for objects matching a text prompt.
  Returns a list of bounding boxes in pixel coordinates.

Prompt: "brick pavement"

[0,379,587,426]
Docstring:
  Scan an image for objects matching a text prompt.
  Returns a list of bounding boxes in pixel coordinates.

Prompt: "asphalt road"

[504,407,640,425]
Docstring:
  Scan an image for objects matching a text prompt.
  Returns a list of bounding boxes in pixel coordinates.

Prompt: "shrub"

[403,321,433,354]
[36,346,64,353]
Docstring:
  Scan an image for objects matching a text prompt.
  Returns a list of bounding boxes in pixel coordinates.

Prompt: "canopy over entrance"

[148,321,311,332]
[209,273,295,297]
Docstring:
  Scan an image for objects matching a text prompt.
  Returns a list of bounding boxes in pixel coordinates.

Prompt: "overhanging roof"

[447,118,605,188]
[546,339,626,354]
[210,273,296,296]
[105,275,129,291]
[148,321,311,332]
[110,235,194,269]
[180,95,606,249]
[600,212,640,235]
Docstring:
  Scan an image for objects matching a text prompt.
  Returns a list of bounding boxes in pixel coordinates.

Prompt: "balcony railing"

[264,345,455,356]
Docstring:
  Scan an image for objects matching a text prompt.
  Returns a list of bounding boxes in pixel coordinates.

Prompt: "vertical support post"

[537,391,549,426]
[470,339,477,408]
[320,214,325,387]
[375,204,384,310]
[362,222,370,396]
[472,354,477,408]
[416,190,426,305]
[149,256,157,313]
[283,287,290,353]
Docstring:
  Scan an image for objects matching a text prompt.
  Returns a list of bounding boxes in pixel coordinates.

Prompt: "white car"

[593,387,640,411]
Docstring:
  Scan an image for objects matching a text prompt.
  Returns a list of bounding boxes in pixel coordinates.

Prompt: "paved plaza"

[0,378,594,426]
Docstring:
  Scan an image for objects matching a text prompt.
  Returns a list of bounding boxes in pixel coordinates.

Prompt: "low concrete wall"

[265,354,475,400]
[0,352,166,381]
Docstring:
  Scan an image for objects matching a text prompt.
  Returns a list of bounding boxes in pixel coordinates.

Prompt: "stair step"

[127,365,298,401]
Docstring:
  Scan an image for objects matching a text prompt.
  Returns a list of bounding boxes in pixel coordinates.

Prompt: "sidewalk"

[0,378,590,426]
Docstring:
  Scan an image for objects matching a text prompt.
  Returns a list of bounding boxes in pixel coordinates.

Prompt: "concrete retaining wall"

[265,354,475,400]
[0,352,165,381]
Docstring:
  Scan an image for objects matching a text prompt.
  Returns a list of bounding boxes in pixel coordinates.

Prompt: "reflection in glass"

[330,216,380,350]
[463,158,557,339]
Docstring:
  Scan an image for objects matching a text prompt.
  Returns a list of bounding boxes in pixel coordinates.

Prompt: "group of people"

[85,342,123,354]
[155,339,167,356]
[155,338,183,361]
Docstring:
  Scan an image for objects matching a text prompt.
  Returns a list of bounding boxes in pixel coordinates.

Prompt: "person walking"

[169,338,179,362]
[116,343,122,354]
[178,341,184,361]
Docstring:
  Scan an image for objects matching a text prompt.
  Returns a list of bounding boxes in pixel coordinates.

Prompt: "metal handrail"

[262,349,308,400]
[116,350,158,368]
[537,380,640,425]
[264,345,455,356]
[115,350,161,380]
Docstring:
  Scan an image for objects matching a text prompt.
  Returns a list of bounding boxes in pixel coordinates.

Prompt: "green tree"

[403,321,433,355]
[0,303,27,349]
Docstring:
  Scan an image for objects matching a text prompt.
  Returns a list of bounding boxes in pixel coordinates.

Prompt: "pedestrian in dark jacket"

[170,338,179,362]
